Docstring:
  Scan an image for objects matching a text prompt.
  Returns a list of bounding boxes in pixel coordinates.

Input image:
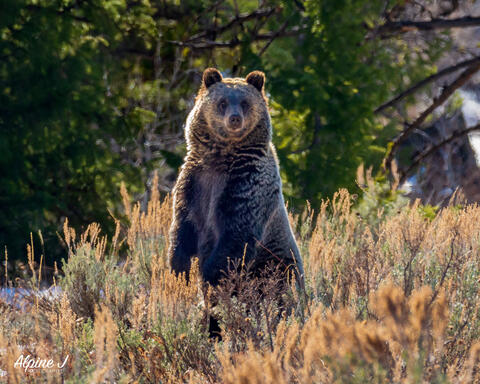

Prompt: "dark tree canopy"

[1,0,477,263]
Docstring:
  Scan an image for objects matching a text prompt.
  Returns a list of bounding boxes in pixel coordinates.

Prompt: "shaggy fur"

[169,68,304,286]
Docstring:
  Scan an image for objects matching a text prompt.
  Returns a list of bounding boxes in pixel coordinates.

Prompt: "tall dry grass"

[1,173,480,383]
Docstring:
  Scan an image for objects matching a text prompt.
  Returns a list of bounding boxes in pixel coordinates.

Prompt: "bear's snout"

[228,114,243,130]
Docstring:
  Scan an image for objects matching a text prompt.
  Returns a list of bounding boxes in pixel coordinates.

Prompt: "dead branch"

[398,122,480,185]
[258,19,289,56]
[383,60,480,174]
[184,7,279,43]
[373,16,480,38]
[375,55,480,114]
[169,26,304,50]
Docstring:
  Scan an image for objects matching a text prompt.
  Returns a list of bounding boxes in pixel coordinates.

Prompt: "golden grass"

[1,174,480,383]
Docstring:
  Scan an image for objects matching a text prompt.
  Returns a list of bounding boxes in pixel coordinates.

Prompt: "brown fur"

[169,68,304,287]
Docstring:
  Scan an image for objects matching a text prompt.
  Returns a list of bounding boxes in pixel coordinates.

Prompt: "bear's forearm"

[170,219,198,277]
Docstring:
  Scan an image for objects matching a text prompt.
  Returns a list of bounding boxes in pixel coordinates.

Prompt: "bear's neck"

[186,123,271,167]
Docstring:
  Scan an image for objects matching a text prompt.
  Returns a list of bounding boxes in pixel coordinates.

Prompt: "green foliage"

[355,173,410,228]
[0,0,143,263]
[61,245,115,319]
[418,204,439,221]
[70,318,96,381]
[0,0,452,264]
[261,1,449,208]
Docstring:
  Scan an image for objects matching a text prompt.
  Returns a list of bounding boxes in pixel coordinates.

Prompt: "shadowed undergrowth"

[1,175,480,383]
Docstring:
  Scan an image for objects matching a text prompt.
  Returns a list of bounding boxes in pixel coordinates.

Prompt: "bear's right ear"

[202,68,222,89]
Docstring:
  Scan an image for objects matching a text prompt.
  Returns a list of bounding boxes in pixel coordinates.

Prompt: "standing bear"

[169,68,304,287]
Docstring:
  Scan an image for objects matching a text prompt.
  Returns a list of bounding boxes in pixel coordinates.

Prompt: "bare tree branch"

[258,19,289,56]
[169,27,304,50]
[398,122,480,185]
[383,61,480,173]
[185,7,279,43]
[375,55,480,114]
[184,0,225,36]
[373,16,480,38]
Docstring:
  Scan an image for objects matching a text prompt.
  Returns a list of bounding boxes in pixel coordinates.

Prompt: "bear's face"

[196,68,269,143]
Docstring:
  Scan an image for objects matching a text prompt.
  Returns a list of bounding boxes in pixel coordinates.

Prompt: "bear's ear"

[202,68,222,89]
[246,71,265,93]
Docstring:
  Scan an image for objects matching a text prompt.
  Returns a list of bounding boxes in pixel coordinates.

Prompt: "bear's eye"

[218,100,227,112]
[241,100,249,111]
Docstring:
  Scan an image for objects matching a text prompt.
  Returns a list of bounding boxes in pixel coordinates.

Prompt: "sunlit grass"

[1,174,480,383]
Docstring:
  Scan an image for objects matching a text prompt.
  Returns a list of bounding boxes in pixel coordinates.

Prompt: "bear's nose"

[228,114,242,129]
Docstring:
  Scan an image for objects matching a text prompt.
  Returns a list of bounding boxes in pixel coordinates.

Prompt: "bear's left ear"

[246,71,265,93]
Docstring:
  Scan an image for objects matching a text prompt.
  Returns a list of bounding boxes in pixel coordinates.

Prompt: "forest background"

[2,0,480,266]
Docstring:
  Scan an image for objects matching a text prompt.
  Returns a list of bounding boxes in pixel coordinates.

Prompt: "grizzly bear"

[168,68,304,287]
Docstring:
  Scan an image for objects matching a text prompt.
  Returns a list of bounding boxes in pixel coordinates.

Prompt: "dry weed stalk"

[216,284,453,384]
[92,305,119,383]
[1,183,480,383]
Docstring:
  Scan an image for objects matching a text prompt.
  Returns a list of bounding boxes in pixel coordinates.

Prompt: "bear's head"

[186,68,271,150]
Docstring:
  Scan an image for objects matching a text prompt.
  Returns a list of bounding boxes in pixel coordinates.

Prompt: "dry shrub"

[212,260,296,354]
[92,305,119,382]
[1,178,480,383]
[217,283,452,384]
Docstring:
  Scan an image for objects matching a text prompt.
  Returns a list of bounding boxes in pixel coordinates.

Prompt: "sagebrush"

[1,174,480,383]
